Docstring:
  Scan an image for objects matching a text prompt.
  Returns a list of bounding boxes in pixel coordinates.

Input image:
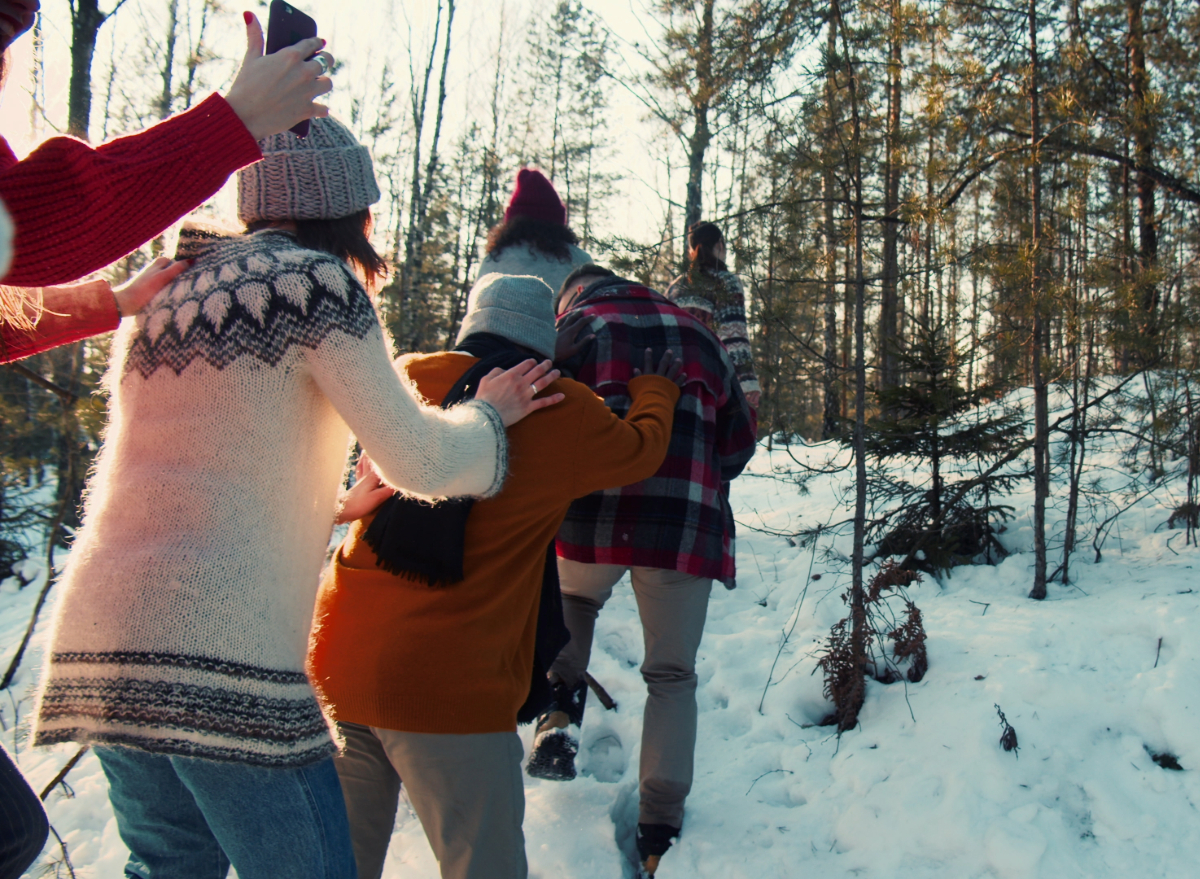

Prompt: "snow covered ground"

[3,386,1197,878]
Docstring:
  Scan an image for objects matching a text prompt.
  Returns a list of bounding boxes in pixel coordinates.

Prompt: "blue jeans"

[95,746,357,879]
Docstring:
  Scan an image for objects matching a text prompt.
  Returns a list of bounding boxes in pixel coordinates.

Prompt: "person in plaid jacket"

[529,264,756,876]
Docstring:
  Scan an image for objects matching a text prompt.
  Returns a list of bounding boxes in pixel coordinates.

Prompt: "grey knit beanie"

[456,274,557,360]
[237,117,381,223]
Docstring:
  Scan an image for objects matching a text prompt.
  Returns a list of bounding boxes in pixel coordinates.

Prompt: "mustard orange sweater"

[309,353,679,734]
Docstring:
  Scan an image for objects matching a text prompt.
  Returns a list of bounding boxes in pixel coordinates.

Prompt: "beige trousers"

[333,722,527,879]
[550,558,712,827]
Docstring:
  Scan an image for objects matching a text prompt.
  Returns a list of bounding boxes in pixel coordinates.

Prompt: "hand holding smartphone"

[265,0,319,137]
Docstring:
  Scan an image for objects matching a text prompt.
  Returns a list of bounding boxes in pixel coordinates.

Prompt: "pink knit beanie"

[504,168,566,226]
[237,117,381,223]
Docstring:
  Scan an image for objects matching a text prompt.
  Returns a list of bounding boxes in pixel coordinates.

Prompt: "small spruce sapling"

[863,321,1025,573]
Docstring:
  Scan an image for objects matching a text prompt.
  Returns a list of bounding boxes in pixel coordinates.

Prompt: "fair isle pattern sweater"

[33,231,507,767]
[666,267,761,399]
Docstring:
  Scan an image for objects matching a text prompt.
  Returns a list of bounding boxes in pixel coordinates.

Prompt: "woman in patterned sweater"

[31,118,562,879]
[665,222,761,411]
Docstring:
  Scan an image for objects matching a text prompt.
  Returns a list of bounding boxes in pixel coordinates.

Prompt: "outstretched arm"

[569,349,684,497]
[1,259,190,363]
[0,12,334,287]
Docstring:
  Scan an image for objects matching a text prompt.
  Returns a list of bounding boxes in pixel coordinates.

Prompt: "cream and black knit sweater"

[33,230,507,766]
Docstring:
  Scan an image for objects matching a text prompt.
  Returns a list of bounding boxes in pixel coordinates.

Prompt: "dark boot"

[526,678,587,781]
[636,823,680,877]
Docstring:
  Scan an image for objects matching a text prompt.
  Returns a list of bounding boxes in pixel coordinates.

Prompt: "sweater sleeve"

[0,95,262,287]
[716,374,757,483]
[713,271,761,398]
[304,285,508,501]
[0,280,119,363]
[569,374,680,498]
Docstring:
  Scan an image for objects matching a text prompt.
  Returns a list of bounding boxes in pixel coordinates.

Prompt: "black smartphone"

[265,0,319,137]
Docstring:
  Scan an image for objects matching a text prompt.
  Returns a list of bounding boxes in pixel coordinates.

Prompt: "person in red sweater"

[309,273,684,879]
[1,258,191,363]
[0,2,334,360]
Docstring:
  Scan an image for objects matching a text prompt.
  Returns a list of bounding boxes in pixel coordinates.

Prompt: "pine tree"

[865,321,1025,573]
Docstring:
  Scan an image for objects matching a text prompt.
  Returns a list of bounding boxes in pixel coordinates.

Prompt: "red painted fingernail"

[320,38,327,48]
[243,11,252,24]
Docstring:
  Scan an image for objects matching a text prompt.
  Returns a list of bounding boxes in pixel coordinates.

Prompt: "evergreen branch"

[892,369,1155,572]
[996,126,1200,205]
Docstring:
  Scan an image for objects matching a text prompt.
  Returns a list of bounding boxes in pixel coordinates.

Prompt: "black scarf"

[361,333,570,722]
[363,333,527,584]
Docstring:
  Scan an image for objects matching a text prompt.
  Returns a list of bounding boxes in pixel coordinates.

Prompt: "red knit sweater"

[0,94,262,287]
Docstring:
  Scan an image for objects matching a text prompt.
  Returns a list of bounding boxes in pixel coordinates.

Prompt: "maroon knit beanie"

[504,168,567,226]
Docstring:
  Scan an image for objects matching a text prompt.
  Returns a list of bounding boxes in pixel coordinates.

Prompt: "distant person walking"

[477,168,592,296]
[530,265,756,877]
[666,222,761,410]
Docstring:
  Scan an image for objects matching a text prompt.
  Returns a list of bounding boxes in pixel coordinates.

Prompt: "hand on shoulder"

[632,348,687,388]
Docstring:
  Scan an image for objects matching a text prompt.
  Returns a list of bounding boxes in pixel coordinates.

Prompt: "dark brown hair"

[486,216,580,261]
[687,221,727,277]
[248,208,388,291]
[557,263,616,308]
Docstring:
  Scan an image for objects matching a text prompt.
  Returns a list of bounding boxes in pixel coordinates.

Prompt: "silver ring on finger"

[531,384,539,395]
[315,54,330,76]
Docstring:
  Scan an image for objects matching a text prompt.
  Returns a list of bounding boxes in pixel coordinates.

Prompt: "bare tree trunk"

[181,0,215,112]
[1060,172,1092,583]
[833,0,868,731]
[1128,0,1159,361]
[398,1,445,348]
[967,188,981,394]
[69,0,127,139]
[823,166,840,440]
[879,1,902,392]
[683,0,716,251]
[822,18,841,440]
[1028,0,1051,600]
[159,0,179,119]
[407,0,456,349]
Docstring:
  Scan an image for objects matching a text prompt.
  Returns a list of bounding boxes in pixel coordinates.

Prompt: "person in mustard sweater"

[309,273,684,879]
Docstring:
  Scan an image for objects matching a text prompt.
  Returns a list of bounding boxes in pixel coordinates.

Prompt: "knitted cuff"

[463,399,508,498]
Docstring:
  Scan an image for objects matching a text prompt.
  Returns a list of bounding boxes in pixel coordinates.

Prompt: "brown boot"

[636,823,679,876]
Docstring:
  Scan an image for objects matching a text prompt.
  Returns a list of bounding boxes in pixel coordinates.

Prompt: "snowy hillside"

[3,385,1197,878]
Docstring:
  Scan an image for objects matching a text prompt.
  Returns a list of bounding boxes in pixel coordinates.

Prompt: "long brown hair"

[687,221,727,281]
[486,216,580,261]
[248,208,388,291]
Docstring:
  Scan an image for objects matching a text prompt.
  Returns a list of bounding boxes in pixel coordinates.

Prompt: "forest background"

[2,0,1199,624]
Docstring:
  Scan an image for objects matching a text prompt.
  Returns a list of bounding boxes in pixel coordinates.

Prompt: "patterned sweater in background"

[666,266,761,401]
[33,230,507,767]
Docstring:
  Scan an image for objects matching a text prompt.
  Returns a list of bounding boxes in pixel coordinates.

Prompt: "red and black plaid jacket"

[555,277,757,586]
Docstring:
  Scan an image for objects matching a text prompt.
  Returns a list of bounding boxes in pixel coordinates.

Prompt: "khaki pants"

[333,722,527,879]
[550,558,712,827]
